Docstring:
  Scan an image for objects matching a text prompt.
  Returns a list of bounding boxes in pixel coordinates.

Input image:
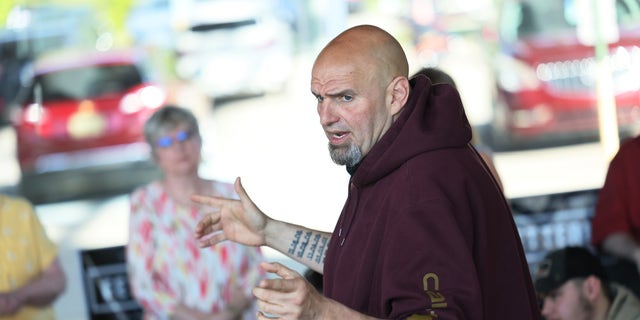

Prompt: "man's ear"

[581,275,603,302]
[387,76,410,116]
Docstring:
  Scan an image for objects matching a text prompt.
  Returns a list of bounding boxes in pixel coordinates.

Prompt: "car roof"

[32,48,144,75]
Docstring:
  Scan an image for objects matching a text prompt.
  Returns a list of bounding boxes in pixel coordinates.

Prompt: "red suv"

[491,0,640,150]
[11,48,167,203]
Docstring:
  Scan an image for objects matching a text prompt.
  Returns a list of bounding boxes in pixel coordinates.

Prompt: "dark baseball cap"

[534,246,608,294]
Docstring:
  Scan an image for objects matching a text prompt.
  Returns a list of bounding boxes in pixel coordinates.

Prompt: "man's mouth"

[327,131,349,144]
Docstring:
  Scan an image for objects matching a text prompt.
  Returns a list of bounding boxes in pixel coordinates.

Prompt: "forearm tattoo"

[287,229,329,264]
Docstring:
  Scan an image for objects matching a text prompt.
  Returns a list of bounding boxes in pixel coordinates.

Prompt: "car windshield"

[22,64,142,104]
[500,0,640,42]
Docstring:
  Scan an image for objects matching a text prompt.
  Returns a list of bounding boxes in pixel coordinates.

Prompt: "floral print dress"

[127,180,264,320]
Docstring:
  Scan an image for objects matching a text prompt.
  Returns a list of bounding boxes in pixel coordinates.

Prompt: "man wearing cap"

[535,246,640,320]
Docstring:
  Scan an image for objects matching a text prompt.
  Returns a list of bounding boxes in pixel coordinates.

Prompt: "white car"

[174,0,295,101]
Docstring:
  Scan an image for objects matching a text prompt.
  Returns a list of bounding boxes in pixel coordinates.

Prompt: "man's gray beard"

[328,143,362,167]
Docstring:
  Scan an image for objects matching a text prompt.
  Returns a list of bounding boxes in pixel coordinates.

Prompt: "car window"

[22,64,143,104]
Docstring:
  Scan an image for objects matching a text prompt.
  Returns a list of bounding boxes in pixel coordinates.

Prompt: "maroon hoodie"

[323,75,541,319]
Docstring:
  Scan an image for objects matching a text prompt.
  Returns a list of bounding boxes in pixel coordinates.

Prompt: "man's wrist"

[318,297,352,320]
[262,218,280,247]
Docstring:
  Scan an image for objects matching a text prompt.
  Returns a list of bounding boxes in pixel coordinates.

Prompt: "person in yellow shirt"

[0,194,66,319]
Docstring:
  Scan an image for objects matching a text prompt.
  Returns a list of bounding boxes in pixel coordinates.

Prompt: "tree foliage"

[1,0,136,45]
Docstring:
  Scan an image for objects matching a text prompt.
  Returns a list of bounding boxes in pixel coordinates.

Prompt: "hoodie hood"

[350,74,472,186]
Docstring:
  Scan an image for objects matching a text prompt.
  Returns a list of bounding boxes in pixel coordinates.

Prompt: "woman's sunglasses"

[155,130,194,148]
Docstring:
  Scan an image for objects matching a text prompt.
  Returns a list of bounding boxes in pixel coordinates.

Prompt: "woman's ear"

[387,76,410,116]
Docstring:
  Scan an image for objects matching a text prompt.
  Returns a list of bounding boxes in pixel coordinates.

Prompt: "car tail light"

[496,54,541,92]
[119,85,166,114]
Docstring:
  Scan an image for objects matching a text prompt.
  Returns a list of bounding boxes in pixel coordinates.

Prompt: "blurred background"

[0,0,637,318]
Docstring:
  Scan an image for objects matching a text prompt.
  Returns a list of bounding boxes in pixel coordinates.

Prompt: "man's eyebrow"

[311,89,356,100]
[325,89,355,98]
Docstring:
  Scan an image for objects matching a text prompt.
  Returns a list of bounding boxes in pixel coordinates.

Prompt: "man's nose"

[318,102,338,126]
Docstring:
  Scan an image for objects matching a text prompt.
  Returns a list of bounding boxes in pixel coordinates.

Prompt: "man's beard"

[328,142,362,167]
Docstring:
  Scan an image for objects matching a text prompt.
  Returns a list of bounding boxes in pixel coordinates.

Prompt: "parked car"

[174,0,295,101]
[0,4,111,125]
[10,48,167,203]
[491,0,640,150]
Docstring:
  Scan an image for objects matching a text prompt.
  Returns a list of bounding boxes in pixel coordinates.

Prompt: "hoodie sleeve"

[381,199,483,319]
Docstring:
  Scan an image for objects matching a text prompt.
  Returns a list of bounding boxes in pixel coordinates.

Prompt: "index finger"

[190,194,226,207]
[260,262,300,281]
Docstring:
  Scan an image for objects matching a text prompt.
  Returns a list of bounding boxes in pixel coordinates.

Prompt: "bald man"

[193,25,540,319]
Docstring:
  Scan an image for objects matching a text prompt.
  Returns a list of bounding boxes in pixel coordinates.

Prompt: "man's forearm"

[264,219,331,273]
[319,297,382,320]
[171,303,242,320]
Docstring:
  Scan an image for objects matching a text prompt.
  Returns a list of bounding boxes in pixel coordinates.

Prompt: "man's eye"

[316,95,324,102]
[342,95,353,102]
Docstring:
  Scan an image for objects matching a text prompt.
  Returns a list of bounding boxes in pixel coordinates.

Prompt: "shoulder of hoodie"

[383,146,488,203]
